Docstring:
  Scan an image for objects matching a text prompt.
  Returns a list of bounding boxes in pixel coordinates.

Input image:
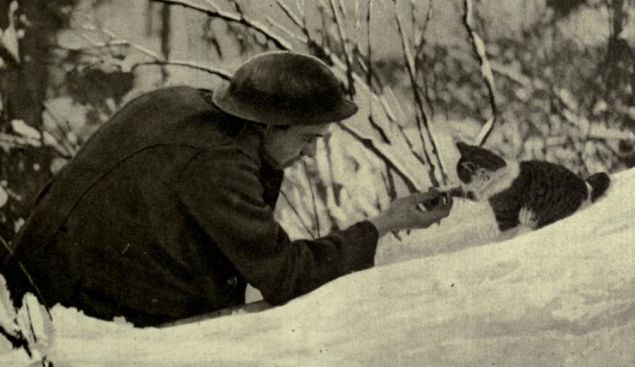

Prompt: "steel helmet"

[212,51,358,125]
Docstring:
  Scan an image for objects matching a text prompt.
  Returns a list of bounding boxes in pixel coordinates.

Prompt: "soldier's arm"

[174,147,378,306]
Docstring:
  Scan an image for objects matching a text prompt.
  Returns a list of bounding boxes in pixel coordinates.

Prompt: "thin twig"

[295,0,305,14]
[276,0,314,49]
[381,166,398,201]
[276,0,303,29]
[414,1,433,64]
[280,190,315,239]
[463,0,498,146]
[0,234,48,317]
[42,103,81,156]
[131,60,231,79]
[354,0,362,40]
[337,123,420,192]
[265,15,307,44]
[393,0,445,186]
[153,0,425,193]
[0,132,72,159]
[0,326,31,357]
[303,160,321,237]
[410,0,417,42]
[376,89,428,168]
[76,23,231,79]
[328,0,355,95]
[204,0,219,10]
[366,0,373,88]
[151,0,293,50]
[338,0,348,17]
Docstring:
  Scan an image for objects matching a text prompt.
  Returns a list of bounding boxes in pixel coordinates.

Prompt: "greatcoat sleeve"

[174,146,378,305]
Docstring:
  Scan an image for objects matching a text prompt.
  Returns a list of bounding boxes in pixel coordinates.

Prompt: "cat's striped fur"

[455,142,610,232]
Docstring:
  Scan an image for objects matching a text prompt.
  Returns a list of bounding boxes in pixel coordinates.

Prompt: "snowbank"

[2,168,635,366]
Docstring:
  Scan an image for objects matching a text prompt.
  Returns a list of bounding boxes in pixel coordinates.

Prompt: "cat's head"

[455,142,509,200]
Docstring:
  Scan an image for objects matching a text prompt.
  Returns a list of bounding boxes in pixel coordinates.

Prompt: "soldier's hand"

[369,190,453,237]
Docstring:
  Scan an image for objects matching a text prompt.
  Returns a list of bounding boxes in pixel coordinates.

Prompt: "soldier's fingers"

[442,193,453,208]
[430,199,452,217]
[412,190,442,203]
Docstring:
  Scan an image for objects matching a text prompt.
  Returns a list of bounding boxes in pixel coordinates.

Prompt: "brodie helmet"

[212,51,358,126]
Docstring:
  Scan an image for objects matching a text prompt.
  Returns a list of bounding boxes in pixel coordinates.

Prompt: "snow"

[2,168,635,366]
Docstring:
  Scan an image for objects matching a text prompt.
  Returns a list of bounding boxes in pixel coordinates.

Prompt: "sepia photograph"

[1,0,634,365]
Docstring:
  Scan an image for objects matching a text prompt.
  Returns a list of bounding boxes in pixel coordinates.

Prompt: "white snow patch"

[0,186,7,208]
[2,168,635,366]
[10,120,41,141]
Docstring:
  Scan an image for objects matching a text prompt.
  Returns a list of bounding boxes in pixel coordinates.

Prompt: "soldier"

[2,51,452,326]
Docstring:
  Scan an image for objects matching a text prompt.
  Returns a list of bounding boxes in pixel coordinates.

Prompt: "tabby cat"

[454,142,610,232]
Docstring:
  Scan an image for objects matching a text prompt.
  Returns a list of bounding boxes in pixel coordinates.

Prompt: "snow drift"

[2,167,634,366]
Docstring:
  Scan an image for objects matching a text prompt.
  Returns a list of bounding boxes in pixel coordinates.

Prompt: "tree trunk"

[0,0,76,240]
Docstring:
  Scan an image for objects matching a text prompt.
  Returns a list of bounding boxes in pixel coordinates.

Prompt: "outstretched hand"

[369,190,453,237]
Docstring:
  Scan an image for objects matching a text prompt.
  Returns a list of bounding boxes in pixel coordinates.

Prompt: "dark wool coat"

[2,86,378,326]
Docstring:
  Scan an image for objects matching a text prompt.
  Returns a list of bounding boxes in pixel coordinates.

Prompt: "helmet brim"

[212,82,359,126]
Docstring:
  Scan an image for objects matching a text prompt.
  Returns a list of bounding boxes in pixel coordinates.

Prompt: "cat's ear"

[456,141,475,156]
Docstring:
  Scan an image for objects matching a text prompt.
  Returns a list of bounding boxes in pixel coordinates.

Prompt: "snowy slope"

[2,168,635,366]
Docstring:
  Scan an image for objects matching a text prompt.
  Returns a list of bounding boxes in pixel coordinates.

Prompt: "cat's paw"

[518,207,537,229]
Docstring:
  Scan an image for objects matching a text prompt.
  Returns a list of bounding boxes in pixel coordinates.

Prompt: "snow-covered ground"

[2,168,634,366]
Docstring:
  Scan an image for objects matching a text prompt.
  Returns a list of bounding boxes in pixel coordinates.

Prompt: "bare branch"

[414,1,433,64]
[337,123,420,192]
[42,103,82,155]
[78,24,162,60]
[204,0,220,10]
[295,0,305,14]
[338,0,348,17]
[362,0,391,145]
[490,60,531,88]
[280,190,315,239]
[366,0,373,88]
[131,60,230,80]
[0,234,49,312]
[276,0,303,29]
[154,0,426,192]
[328,0,355,95]
[151,0,293,50]
[409,0,417,42]
[393,0,446,186]
[378,90,428,168]
[76,24,231,79]
[266,16,307,44]
[303,160,321,237]
[463,0,498,146]
[354,0,362,40]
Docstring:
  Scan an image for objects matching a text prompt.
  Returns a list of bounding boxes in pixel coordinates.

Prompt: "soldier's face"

[263,124,331,168]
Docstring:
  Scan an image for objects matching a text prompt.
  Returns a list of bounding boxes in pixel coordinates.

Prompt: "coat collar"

[234,124,284,208]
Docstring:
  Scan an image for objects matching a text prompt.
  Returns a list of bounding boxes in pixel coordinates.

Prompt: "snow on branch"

[130,60,230,80]
[275,0,307,38]
[337,123,420,192]
[74,24,231,80]
[462,0,497,147]
[393,0,446,186]
[1,120,72,159]
[151,0,293,50]
[328,0,355,95]
[154,0,428,193]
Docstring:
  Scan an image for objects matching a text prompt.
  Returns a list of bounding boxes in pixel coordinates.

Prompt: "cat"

[452,141,610,233]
